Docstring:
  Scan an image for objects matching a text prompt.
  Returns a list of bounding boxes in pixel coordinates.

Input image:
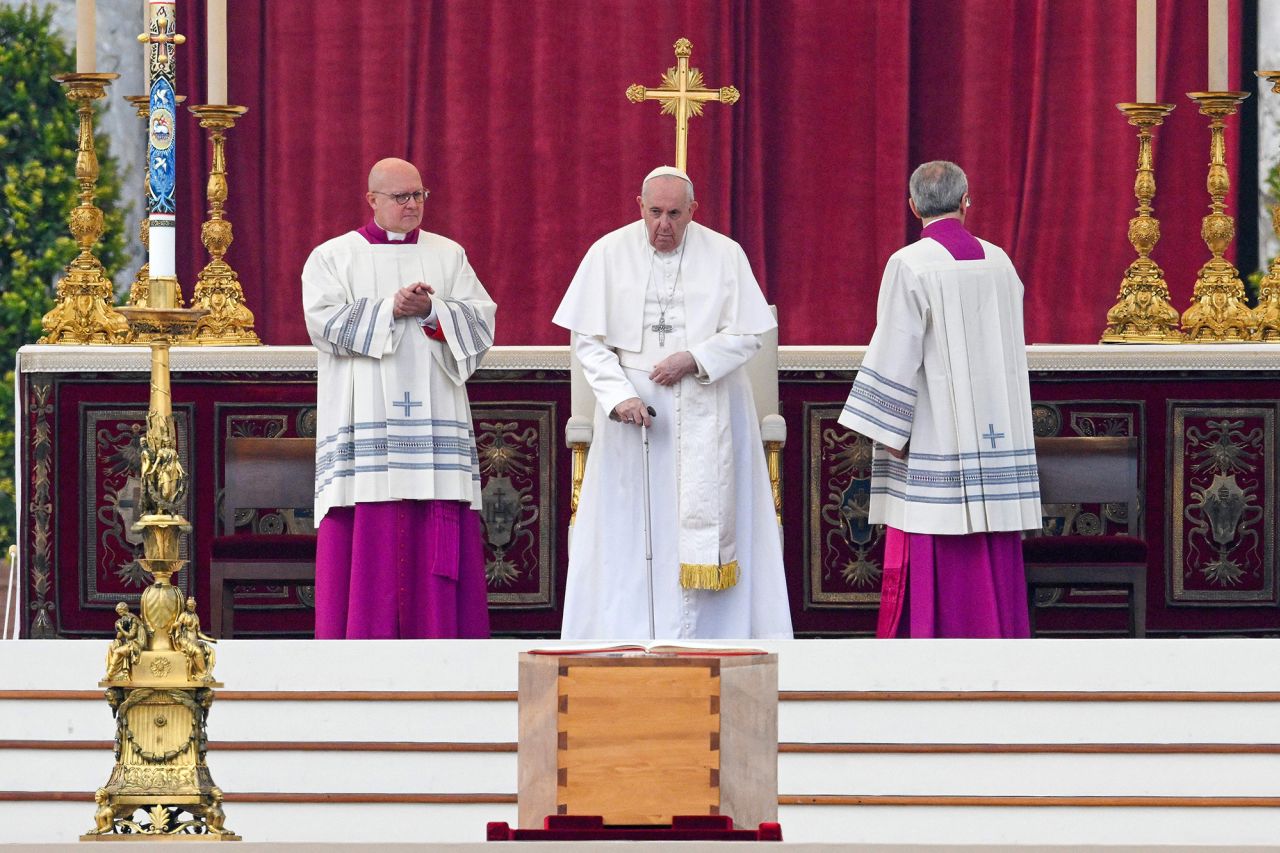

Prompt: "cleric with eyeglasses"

[302,158,497,639]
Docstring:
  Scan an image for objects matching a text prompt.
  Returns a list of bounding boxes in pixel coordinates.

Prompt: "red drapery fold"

[170,0,1240,346]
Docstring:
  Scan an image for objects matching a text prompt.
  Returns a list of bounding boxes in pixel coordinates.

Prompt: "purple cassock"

[875,217,1031,639]
[316,501,489,639]
[313,220,490,640]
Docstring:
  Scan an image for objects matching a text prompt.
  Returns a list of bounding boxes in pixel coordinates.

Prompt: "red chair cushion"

[210,534,317,561]
[1023,534,1147,564]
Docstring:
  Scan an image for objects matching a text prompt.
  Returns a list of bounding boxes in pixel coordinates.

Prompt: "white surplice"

[302,229,496,523]
[837,235,1041,535]
[553,220,793,640]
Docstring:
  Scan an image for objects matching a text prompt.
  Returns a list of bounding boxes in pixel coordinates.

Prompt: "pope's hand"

[393,282,434,319]
[613,398,652,428]
[884,442,908,460]
[650,351,697,386]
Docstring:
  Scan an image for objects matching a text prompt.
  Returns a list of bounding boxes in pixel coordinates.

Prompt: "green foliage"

[1250,152,1280,305]
[0,3,128,547]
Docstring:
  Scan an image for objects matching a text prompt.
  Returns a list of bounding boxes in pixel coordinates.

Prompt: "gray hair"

[641,174,695,205]
[909,161,968,218]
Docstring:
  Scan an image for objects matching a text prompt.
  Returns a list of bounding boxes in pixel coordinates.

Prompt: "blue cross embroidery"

[982,423,1006,449]
[394,391,423,417]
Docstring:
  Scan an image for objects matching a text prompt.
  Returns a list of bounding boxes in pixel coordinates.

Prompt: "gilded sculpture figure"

[105,602,147,681]
[90,788,116,834]
[138,411,187,518]
[205,787,229,835]
[171,597,217,682]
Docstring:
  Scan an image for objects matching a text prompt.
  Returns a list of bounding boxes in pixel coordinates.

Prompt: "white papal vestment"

[553,221,793,640]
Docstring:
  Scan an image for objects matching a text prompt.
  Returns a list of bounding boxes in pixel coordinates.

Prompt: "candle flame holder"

[39,72,131,345]
[188,104,259,345]
[1102,102,1182,343]
[1180,91,1254,342]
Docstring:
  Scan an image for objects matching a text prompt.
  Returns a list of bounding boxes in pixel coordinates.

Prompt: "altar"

[12,342,1280,639]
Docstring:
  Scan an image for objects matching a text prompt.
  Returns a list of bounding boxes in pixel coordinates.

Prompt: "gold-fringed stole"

[680,560,739,591]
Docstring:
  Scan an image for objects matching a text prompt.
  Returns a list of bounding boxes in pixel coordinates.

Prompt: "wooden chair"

[1025,436,1146,637]
[209,437,317,638]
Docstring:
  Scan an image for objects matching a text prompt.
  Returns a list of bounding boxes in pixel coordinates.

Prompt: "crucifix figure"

[651,317,673,347]
[626,38,740,173]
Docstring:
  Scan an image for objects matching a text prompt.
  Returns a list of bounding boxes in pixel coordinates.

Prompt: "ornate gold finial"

[1102,103,1182,343]
[626,38,740,174]
[187,104,260,345]
[39,73,131,345]
[1181,91,1254,342]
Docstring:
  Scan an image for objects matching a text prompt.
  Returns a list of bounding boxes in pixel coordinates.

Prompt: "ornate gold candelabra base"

[188,104,259,346]
[1181,91,1253,342]
[40,73,131,345]
[1102,103,1182,343]
[83,307,238,840]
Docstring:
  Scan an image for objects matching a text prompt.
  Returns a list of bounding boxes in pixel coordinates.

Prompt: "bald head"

[366,158,426,233]
[368,158,420,192]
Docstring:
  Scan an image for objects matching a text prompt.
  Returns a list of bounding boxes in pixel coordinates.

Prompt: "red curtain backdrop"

[169,0,1241,346]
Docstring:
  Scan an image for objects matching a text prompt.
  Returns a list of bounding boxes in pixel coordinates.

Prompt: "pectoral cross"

[626,38,740,173]
[651,316,673,347]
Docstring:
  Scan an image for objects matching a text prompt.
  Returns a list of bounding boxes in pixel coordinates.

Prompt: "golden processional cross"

[626,38,740,173]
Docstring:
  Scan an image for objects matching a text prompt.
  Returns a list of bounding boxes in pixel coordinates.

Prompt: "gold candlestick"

[1181,91,1253,342]
[188,104,259,345]
[39,73,131,345]
[1251,72,1280,341]
[87,304,238,840]
[1102,103,1182,343]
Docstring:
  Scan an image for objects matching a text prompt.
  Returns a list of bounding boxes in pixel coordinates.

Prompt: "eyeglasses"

[372,189,429,205]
